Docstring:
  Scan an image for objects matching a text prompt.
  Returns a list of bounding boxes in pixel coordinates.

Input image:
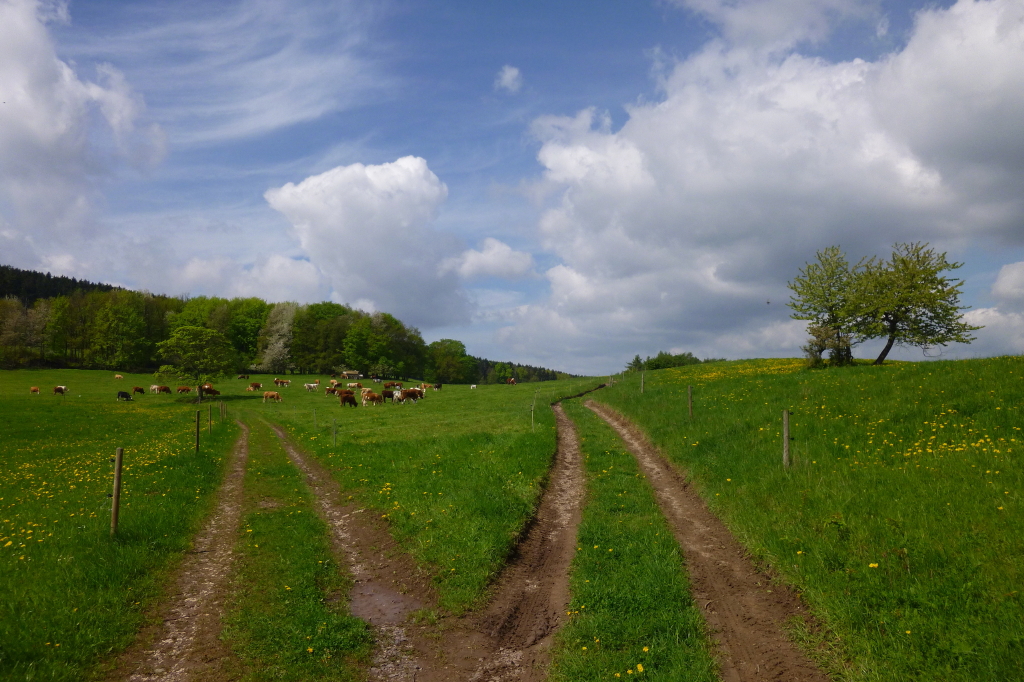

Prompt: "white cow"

[470,385,477,389]
[304,383,318,392]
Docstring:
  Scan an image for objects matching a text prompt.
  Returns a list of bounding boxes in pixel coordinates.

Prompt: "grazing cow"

[434,383,442,391]
[177,386,192,394]
[262,391,282,403]
[204,388,221,396]
[325,387,338,396]
[273,378,290,387]
[362,391,383,407]
[157,386,172,394]
[237,374,249,379]
[53,386,67,395]
[249,382,262,390]
[398,389,419,404]
[470,385,477,389]
[150,384,160,393]
[114,374,124,379]
[29,386,40,394]
[507,377,517,385]
[347,382,362,389]
[382,389,394,403]
[116,391,133,401]
[280,380,291,387]
[304,383,318,392]
[383,381,395,389]
[132,386,145,395]
[340,394,358,407]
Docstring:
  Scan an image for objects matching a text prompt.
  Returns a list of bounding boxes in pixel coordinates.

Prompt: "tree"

[255,303,296,373]
[849,242,980,365]
[426,339,477,383]
[788,246,855,365]
[156,326,236,399]
[92,291,147,369]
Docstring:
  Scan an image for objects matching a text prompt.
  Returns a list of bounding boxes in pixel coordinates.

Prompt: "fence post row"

[783,409,791,468]
[110,447,123,537]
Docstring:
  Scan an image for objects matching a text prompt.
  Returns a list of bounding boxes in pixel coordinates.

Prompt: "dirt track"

[586,400,829,682]
[271,403,586,682]
[113,422,250,682]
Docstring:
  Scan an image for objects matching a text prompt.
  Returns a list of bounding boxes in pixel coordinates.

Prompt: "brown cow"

[114,374,124,379]
[132,386,145,395]
[237,374,249,379]
[204,388,221,396]
[53,386,67,395]
[245,386,255,392]
[340,394,357,407]
[362,391,383,407]
[249,382,263,390]
[347,382,362,389]
[398,389,419,404]
[157,385,172,394]
[325,387,338,396]
[201,383,214,390]
[433,383,442,391]
[382,389,394,403]
[29,386,40,394]
[262,391,282,403]
[177,386,192,394]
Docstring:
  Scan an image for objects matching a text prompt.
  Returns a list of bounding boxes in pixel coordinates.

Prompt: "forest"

[0,265,567,383]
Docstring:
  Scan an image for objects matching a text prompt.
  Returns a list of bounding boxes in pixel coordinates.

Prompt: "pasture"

[593,357,1024,681]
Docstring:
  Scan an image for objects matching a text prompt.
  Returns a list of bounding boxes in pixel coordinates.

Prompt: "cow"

[470,385,477,389]
[53,386,67,395]
[304,383,318,392]
[150,384,160,393]
[325,387,338,396]
[280,379,291,387]
[362,391,383,407]
[340,394,358,407]
[245,386,256,392]
[329,379,339,387]
[434,383,442,391]
[273,378,290,387]
[383,381,396,389]
[347,382,362,389]
[156,386,172,394]
[29,386,39,394]
[237,374,250,379]
[337,389,354,396]
[203,388,221,396]
[116,391,133,401]
[398,389,419,404]
[262,391,282,403]
[177,386,192,394]
[132,386,145,395]
[114,374,124,380]
[201,382,214,390]
[420,383,432,392]
[382,389,394,403]
[507,377,517,385]
[249,382,262,390]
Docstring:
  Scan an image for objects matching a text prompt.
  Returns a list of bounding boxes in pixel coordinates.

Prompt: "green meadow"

[0,369,239,681]
[594,357,1024,682]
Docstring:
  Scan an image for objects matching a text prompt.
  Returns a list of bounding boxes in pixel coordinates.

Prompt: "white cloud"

[494,65,523,93]
[488,0,1024,372]
[0,0,162,254]
[174,255,327,303]
[442,238,534,279]
[993,261,1024,307]
[959,307,1024,356]
[265,156,469,327]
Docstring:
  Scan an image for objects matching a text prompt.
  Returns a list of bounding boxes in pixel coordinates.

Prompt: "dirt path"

[586,401,830,682]
[113,422,250,682]
[270,402,586,682]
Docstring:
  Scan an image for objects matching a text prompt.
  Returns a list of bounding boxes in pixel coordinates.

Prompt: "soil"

[110,422,251,682]
[585,400,830,682]
[270,402,586,682]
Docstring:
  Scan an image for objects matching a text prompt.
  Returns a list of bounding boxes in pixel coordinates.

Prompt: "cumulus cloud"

[173,255,327,303]
[0,0,162,266]
[494,65,523,93]
[490,0,1024,372]
[992,261,1024,308]
[442,238,534,280]
[265,156,469,328]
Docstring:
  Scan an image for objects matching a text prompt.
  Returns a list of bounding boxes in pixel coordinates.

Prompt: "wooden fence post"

[688,385,693,419]
[641,371,645,394]
[195,410,201,453]
[783,409,791,468]
[110,447,123,537]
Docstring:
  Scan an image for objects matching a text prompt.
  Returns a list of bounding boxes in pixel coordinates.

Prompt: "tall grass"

[549,400,719,681]
[258,378,598,613]
[0,370,238,681]
[595,358,1024,681]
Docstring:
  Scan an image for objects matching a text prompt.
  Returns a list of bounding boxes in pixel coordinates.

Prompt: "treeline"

[0,264,118,305]
[0,264,567,383]
[626,351,725,372]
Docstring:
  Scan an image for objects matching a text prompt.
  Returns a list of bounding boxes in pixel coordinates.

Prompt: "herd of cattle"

[28,375,471,407]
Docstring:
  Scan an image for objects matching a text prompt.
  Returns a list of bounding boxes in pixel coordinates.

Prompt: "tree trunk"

[873,321,898,365]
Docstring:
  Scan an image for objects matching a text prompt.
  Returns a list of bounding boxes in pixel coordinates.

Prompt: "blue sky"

[2,0,1024,373]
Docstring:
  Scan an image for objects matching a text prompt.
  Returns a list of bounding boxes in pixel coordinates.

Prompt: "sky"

[2,0,1024,374]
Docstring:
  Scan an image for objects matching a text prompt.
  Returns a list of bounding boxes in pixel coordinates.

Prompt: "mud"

[270,402,586,682]
[586,401,830,682]
[112,422,251,682]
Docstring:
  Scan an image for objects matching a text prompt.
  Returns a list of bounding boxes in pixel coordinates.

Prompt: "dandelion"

[307,647,313,652]
[643,646,649,652]
[869,563,879,568]
[637,664,644,672]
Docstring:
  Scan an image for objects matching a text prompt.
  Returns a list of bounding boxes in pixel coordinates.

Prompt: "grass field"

[549,399,719,681]
[254,377,599,613]
[594,358,1024,681]
[0,369,239,681]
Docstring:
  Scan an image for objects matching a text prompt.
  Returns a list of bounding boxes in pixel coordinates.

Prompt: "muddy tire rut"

[586,400,830,682]
[270,403,586,682]
[111,422,250,682]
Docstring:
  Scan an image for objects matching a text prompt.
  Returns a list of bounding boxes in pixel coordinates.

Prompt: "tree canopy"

[156,325,236,390]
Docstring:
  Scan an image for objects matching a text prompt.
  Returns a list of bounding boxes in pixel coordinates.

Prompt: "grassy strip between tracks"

[596,357,1024,682]
[259,379,599,613]
[220,416,372,681]
[548,400,719,682]
[0,369,239,682]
